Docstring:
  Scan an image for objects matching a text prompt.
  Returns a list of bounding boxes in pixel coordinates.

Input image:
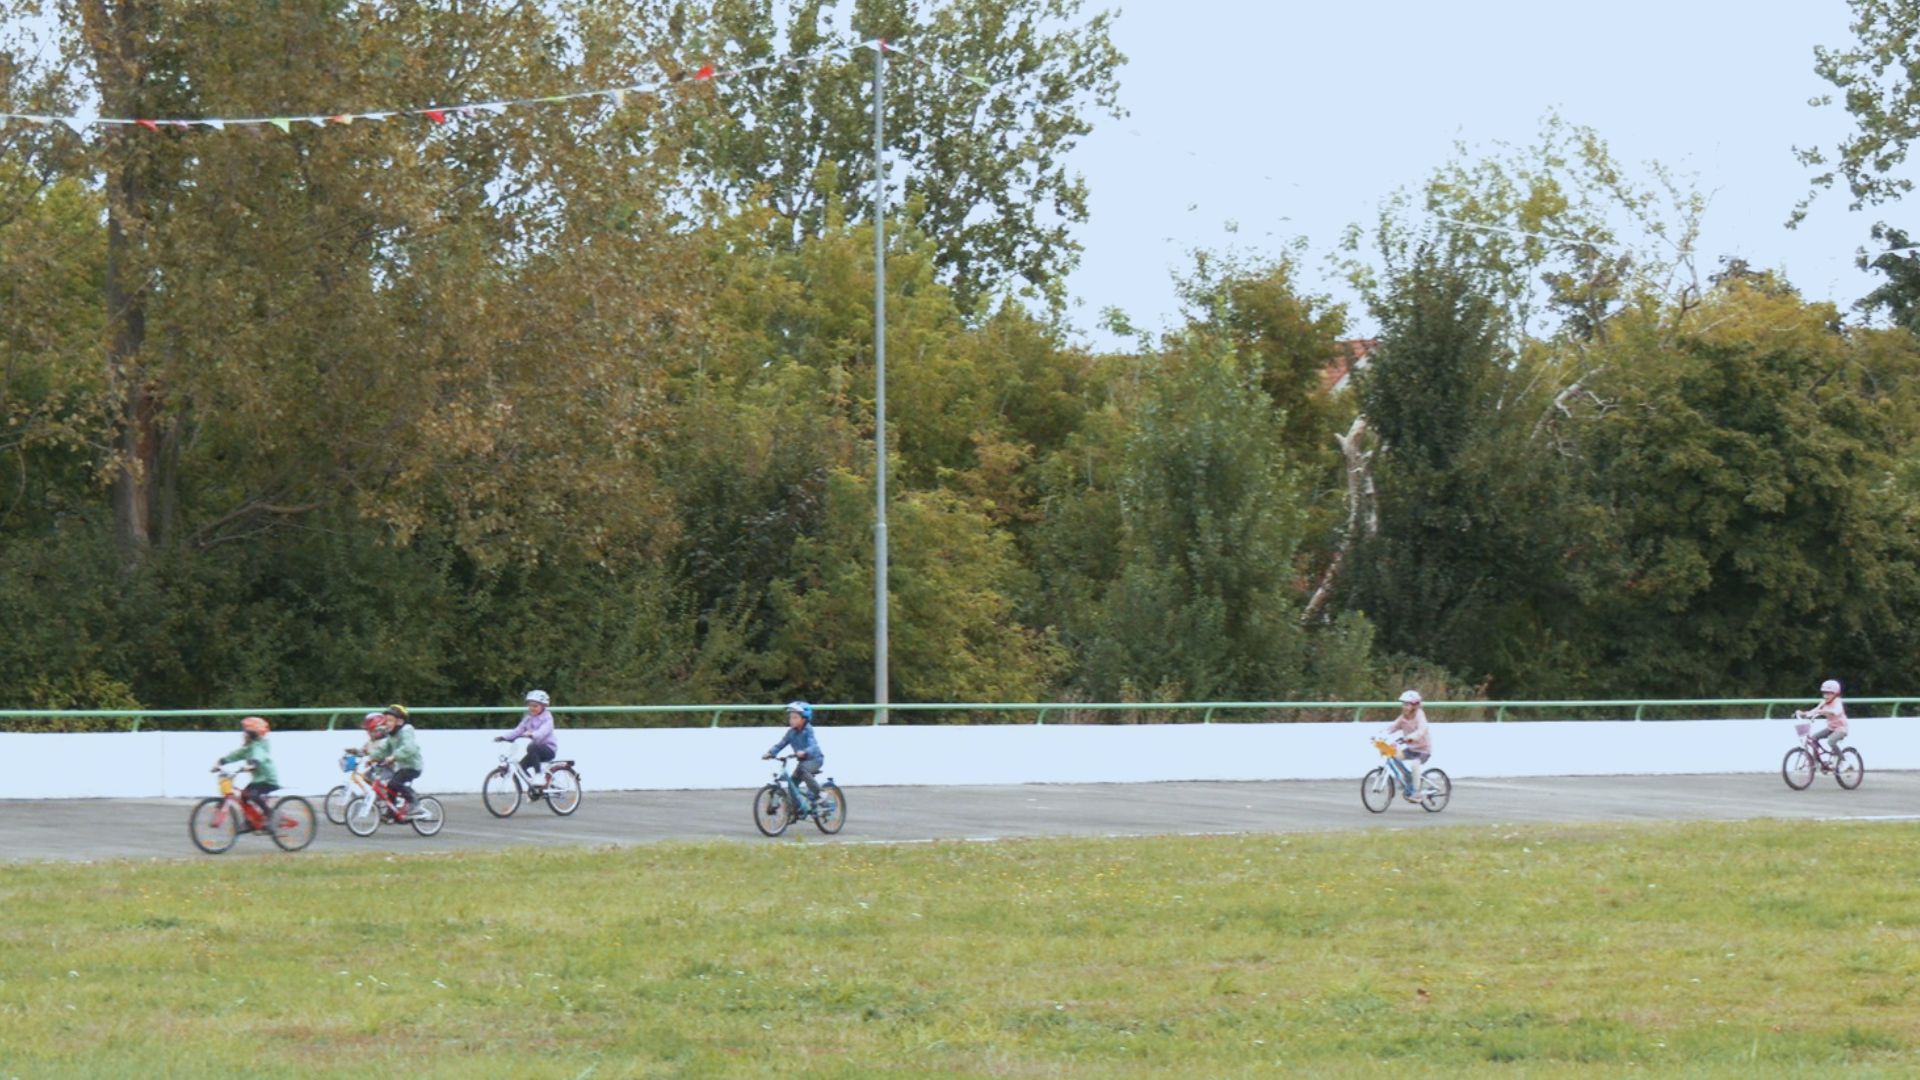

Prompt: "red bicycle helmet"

[363,712,388,734]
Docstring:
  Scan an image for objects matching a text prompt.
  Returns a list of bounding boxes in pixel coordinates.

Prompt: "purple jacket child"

[496,689,559,782]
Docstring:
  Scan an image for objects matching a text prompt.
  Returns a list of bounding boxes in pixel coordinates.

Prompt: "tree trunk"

[1303,416,1376,623]
[85,1,159,558]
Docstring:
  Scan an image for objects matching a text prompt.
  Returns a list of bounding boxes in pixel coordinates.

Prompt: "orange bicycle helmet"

[240,716,270,737]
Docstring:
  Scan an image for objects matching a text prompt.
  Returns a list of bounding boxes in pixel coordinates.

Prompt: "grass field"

[1,820,1916,1077]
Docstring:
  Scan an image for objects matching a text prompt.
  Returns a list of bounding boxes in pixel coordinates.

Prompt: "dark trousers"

[242,783,278,824]
[520,743,556,777]
[391,768,421,804]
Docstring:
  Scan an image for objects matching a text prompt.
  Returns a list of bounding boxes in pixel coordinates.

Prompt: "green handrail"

[1,697,1901,732]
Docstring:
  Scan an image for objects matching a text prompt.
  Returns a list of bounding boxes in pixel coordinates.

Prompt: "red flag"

[694,64,714,80]
[135,119,159,132]
[424,109,447,124]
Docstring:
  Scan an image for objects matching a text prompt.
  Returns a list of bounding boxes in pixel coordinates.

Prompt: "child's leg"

[1405,752,1426,793]
[392,768,421,804]
[1813,729,1840,761]
[795,760,823,799]
[243,783,277,824]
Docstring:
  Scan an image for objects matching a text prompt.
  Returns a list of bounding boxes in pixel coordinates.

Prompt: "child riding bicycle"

[1794,679,1849,764]
[376,704,425,812]
[495,689,559,791]
[763,700,825,805]
[1382,690,1432,799]
[212,716,279,827]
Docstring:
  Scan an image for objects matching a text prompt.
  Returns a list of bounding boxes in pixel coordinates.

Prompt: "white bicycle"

[482,737,583,817]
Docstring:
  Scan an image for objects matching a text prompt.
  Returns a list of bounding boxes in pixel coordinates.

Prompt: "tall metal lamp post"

[870,40,890,725]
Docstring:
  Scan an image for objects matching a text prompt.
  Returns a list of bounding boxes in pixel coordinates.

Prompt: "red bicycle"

[188,766,317,854]
[1782,720,1864,790]
[343,764,445,837]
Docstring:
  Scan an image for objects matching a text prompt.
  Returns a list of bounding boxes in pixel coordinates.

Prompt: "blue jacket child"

[764,700,826,799]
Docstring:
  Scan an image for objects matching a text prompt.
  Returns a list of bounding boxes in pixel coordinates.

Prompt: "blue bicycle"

[753,755,846,836]
[1362,737,1451,813]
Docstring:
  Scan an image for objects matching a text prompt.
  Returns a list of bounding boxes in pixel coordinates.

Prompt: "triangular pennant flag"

[424,109,447,124]
[363,112,392,122]
[60,117,90,135]
[202,119,225,130]
[269,118,291,133]
[135,119,159,132]
[694,64,714,80]
[305,116,328,127]
[327,114,352,125]
[612,88,627,109]
[480,103,507,116]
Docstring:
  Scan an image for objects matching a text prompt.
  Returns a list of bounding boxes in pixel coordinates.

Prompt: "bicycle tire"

[323,784,352,825]
[409,796,446,836]
[269,796,318,851]
[544,767,583,816]
[481,767,521,818]
[813,783,846,834]
[1835,748,1865,790]
[1418,769,1451,812]
[752,785,792,837]
[1781,747,1815,791]
[344,794,382,837]
[188,798,238,854]
[1360,767,1392,813]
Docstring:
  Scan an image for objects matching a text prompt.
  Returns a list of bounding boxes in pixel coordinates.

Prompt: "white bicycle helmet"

[1820,679,1841,696]
[1398,689,1422,705]
[525,689,551,705]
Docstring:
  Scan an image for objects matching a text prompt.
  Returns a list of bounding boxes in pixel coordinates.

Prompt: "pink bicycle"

[1782,721,1864,790]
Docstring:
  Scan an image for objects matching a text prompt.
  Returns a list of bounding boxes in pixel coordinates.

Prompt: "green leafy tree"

[1342,241,1599,695]
[1035,339,1317,702]
[1796,2,1920,324]
[1574,275,1920,695]
[668,0,1123,309]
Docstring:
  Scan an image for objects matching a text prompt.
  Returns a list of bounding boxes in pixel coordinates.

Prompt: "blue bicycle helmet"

[785,700,813,722]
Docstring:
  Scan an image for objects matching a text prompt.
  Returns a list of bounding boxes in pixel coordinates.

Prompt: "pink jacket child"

[1383,689,1433,797]
[1797,679,1848,756]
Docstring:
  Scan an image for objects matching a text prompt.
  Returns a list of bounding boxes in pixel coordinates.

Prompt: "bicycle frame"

[1795,723,1844,767]
[770,755,833,815]
[1370,738,1420,794]
[213,769,267,830]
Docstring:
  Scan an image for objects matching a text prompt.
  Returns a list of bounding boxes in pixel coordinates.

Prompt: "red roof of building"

[1320,338,1378,394]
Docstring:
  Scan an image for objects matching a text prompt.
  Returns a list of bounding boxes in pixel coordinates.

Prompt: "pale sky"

[1062,0,1871,348]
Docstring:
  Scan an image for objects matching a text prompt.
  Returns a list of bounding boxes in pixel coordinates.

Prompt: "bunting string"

[0,38,879,136]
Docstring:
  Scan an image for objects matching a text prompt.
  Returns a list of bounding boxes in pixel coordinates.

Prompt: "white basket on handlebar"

[1793,722,1810,737]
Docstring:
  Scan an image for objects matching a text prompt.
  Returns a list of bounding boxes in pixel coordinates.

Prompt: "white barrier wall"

[1,717,1914,800]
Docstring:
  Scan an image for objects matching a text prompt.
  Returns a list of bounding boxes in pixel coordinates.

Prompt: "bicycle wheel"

[1835,748,1865,790]
[752,785,792,837]
[544,767,583,816]
[481,767,521,818]
[1360,768,1393,813]
[1781,747,1815,790]
[813,784,847,834]
[323,784,352,825]
[1418,769,1452,813]
[344,794,382,837]
[409,796,446,836]
[188,798,238,854]
[269,796,318,851]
